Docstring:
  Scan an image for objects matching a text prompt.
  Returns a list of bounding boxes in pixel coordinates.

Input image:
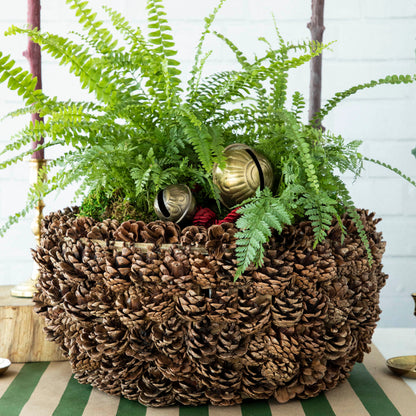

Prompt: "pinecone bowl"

[33,207,387,407]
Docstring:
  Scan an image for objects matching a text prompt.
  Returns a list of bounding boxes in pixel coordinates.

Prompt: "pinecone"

[241,366,275,399]
[253,264,292,296]
[207,288,238,323]
[114,220,145,242]
[155,354,195,384]
[272,286,303,327]
[131,249,162,285]
[66,216,96,240]
[175,289,207,322]
[296,322,326,360]
[205,388,242,406]
[180,225,208,246]
[274,378,304,403]
[186,318,216,364]
[301,288,329,323]
[87,282,115,318]
[189,253,219,289]
[103,250,132,293]
[126,324,155,361]
[137,366,175,407]
[115,286,146,329]
[237,287,271,335]
[151,316,186,358]
[41,208,78,247]
[299,357,327,386]
[172,379,207,406]
[205,223,237,259]
[324,324,354,361]
[141,220,180,244]
[261,331,300,386]
[161,248,191,278]
[217,323,248,361]
[242,332,267,366]
[94,317,129,358]
[142,287,175,323]
[197,361,241,400]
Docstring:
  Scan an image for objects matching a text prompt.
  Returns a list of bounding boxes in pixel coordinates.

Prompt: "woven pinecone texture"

[33,207,387,407]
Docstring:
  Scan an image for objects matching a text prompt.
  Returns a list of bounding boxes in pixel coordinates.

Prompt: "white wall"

[0,0,415,327]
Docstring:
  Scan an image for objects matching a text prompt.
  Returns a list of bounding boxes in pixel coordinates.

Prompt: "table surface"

[373,327,416,394]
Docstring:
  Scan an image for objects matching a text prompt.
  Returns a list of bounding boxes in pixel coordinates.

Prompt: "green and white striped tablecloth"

[0,345,415,416]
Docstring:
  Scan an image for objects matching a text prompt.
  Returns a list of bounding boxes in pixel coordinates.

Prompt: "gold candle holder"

[412,293,416,316]
[10,159,46,298]
[385,293,416,378]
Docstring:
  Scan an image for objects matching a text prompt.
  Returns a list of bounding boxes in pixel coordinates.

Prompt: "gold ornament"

[212,143,274,208]
[154,184,197,223]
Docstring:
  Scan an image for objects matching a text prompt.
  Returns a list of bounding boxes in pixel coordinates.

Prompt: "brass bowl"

[386,355,416,379]
[212,143,274,208]
[154,184,197,223]
[0,358,11,376]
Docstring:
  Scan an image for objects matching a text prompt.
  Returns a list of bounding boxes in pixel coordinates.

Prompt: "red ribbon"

[192,207,241,228]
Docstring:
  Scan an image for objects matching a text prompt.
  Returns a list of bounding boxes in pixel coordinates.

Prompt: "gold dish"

[386,355,416,378]
[0,358,11,376]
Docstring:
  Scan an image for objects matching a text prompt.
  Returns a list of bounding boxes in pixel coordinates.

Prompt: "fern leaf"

[5,26,118,103]
[146,0,181,96]
[188,0,226,93]
[364,157,416,187]
[0,51,44,105]
[176,107,224,172]
[316,74,416,122]
[291,91,305,121]
[213,31,250,69]
[66,0,119,54]
[234,188,292,280]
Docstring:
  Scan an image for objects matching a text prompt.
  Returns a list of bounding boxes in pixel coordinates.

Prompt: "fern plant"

[0,0,415,279]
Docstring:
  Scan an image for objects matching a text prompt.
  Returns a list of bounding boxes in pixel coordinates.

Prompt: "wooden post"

[307,0,325,128]
[23,0,44,159]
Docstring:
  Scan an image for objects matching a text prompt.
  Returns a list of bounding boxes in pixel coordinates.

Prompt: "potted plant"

[1,0,415,407]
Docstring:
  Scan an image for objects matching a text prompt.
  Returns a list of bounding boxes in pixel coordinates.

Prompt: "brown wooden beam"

[307,0,325,128]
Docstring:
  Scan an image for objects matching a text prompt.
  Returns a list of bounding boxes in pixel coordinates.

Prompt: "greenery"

[0,0,415,279]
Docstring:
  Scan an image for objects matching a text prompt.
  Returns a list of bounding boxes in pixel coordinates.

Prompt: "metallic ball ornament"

[213,143,274,208]
[154,184,197,223]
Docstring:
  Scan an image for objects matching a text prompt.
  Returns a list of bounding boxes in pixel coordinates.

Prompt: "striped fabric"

[0,346,414,416]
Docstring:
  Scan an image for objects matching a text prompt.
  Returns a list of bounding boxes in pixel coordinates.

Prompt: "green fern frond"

[292,127,320,193]
[213,31,250,69]
[0,119,46,156]
[146,0,181,96]
[0,51,44,105]
[5,26,118,103]
[364,157,416,187]
[316,74,416,122]
[0,141,63,170]
[1,106,37,121]
[66,0,119,54]
[301,192,338,246]
[291,91,305,121]
[331,176,373,265]
[345,204,373,267]
[235,188,292,279]
[176,107,225,172]
[188,0,226,93]
[102,5,146,45]
[0,157,74,237]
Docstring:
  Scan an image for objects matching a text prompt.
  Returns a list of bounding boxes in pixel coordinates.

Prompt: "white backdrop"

[0,0,415,327]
